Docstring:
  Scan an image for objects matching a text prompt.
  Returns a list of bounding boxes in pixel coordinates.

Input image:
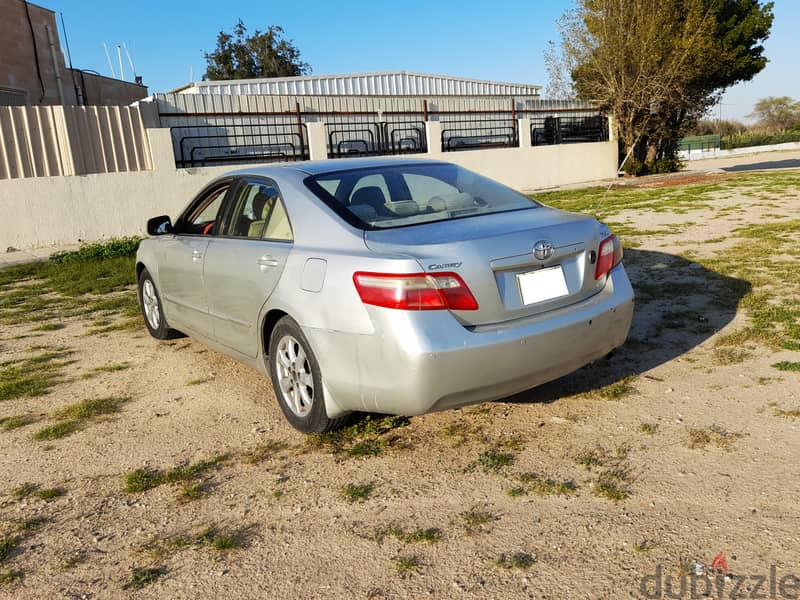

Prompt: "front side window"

[179,185,229,235]
[222,180,293,241]
[305,163,538,229]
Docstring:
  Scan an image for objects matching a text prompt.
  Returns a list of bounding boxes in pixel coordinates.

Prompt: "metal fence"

[153,94,606,167]
[529,114,609,146]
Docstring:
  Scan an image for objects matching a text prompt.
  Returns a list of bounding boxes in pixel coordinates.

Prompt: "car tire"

[137,269,182,340]
[268,316,348,433]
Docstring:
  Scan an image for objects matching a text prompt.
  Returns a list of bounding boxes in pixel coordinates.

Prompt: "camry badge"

[533,240,554,261]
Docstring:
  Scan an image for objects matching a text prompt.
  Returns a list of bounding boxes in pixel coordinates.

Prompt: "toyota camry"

[136,158,634,432]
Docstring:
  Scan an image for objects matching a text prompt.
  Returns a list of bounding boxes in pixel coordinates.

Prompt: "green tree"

[749,96,800,131]
[203,20,311,80]
[548,0,773,174]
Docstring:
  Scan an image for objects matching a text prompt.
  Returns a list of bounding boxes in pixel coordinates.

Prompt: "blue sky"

[42,0,798,121]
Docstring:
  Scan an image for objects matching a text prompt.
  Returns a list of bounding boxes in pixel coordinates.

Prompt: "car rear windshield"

[304,163,539,229]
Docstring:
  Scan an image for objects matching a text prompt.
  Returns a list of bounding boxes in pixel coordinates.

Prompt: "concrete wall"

[0,125,618,250]
[69,70,148,107]
[0,0,72,106]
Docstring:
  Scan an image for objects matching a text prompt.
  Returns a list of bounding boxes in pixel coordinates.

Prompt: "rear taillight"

[594,235,623,280]
[353,271,478,311]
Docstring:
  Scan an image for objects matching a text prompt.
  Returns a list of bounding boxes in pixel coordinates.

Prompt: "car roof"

[224,156,452,179]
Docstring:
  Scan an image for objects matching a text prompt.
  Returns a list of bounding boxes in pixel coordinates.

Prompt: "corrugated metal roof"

[172,71,541,97]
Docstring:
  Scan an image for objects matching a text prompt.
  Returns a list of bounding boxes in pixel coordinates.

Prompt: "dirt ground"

[1,172,799,600]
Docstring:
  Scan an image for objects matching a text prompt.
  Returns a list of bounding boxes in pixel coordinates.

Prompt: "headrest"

[351,186,386,209]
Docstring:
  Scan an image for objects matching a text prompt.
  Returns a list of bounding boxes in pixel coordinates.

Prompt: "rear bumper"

[305,264,634,416]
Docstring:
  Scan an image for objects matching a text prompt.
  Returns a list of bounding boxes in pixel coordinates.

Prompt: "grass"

[772,405,800,418]
[186,376,211,386]
[144,525,251,560]
[495,552,536,569]
[392,555,423,577]
[0,414,36,431]
[124,454,228,493]
[306,415,410,457]
[51,396,128,420]
[772,361,800,372]
[576,449,605,469]
[0,349,73,402]
[639,422,659,435]
[594,376,637,400]
[339,482,374,503]
[476,449,516,473]
[31,323,64,332]
[242,439,289,464]
[176,483,207,503]
[462,508,497,531]
[10,483,64,501]
[122,566,166,590]
[16,518,47,532]
[0,570,23,585]
[593,469,632,502]
[89,362,131,374]
[32,420,81,441]
[387,527,442,544]
[517,473,579,497]
[687,425,743,450]
[0,536,19,563]
[507,486,528,498]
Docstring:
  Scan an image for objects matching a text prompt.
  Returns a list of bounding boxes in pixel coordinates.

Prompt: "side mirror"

[147,215,172,236]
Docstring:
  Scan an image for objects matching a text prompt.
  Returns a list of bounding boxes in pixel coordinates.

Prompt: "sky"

[39,0,800,122]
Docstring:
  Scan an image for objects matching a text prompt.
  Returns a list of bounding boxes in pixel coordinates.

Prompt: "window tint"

[306,163,538,229]
[181,185,228,235]
[222,180,292,241]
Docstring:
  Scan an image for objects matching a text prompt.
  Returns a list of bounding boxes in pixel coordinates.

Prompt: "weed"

[11,483,37,499]
[593,472,631,502]
[35,487,65,502]
[1,414,35,431]
[476,449,516,473]
[0,536,19,563]
[122,566,166,590]
[595,377,637,400]
[772,361,800,372]
[186,377,211,386]
[462,509,497,531]
[243,440,288,464]
[16,518,46,532]
[0,350,72,401]
[712,346,752,365]
[495,552,536,569]
[517,473,578,496]
[31,323,64,332]
[772,406,800,418]
[340,482,374,503]
[177,483,206,503]
[639,422,659,435]
[32,420,81,440]
[89,362,131,373]
[124,454,227,493]
[687,425,743,450]
[51,396,128,420]
[392,555,423,577]
[507,486,528,498]
[386,527,442,544]
[634,540,655,553]
[576,449,605,470]
[307,415,409,456]
[0,570,23,585]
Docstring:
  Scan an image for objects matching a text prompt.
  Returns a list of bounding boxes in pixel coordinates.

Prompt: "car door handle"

[191,250,203,262]
[257,255,279,268]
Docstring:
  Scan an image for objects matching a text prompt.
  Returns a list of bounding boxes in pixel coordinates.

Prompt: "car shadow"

[501,247,750,405]
[722,158,800,172]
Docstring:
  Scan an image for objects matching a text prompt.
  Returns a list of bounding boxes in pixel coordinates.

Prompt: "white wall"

[0,125,618,250]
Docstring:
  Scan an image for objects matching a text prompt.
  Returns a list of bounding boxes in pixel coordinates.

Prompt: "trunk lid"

[363,207,608,326]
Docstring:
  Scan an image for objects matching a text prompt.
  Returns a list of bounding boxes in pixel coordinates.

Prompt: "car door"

[203,177,293,357]
[158,180,231,335]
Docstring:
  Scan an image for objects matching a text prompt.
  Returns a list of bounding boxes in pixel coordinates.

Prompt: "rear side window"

[305,163,538,229]
[222,180,293,241]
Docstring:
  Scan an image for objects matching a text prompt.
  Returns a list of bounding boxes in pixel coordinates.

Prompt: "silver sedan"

[136,158,634,432]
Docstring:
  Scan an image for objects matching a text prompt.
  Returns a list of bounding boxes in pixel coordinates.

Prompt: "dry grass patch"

[687,425,743,450]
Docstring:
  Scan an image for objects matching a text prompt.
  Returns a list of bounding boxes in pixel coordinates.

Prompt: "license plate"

[517,265,569,305]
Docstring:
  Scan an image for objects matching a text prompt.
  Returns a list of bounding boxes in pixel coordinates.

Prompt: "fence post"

[306,122,328,160]
[425,121,442,154]
[517,118,531,148]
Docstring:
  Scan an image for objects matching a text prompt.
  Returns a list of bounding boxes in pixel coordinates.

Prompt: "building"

[0,0,147,106]
[171,71,542,98]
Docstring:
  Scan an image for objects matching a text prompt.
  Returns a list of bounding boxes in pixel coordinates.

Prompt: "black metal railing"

[530,114,608,146]
[170,122,308,168]
[326,119,427,158]
[440,118,518,151]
